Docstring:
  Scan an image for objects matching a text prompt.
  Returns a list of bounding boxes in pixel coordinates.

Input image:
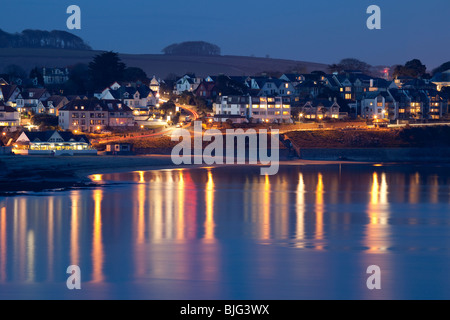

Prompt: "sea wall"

[297,147,450,162]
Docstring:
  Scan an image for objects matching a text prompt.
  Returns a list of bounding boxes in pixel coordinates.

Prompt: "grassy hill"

[0,48,328,78]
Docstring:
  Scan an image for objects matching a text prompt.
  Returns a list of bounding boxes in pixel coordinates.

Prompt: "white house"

[150,76,161,94]
[174,75,201,94]
[16,88,51,114]
[95,83,158,108]
[214,95,292,123]
[361,92,390,119]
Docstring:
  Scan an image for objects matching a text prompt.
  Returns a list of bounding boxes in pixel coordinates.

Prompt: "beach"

[0,155,177,193]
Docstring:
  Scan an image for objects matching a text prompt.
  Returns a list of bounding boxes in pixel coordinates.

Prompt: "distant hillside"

[0,48,328,79]
[0,29,91,50]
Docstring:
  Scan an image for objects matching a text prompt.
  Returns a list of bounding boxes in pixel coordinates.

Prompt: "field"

[0,48,328,78]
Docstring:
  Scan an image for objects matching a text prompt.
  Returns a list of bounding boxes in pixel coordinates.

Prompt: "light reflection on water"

[1,164,450,299]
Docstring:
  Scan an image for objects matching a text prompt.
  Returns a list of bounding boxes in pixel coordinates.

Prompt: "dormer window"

[29,92,34,98]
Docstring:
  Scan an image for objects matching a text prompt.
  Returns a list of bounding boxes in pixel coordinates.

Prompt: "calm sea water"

[1,164,450,299]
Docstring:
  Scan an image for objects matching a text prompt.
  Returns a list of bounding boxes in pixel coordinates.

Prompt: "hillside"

[0,48,328,78]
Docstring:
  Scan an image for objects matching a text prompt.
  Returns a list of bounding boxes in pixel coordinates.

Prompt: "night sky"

[2,0,449,68]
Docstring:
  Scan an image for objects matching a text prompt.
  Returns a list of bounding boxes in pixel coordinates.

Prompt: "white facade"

[214,96,292,123]
[361,95,388,119]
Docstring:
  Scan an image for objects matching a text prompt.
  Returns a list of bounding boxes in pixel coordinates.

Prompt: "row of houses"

[0,78,161,132]
[175,70,449,123]
[359,89,444,120]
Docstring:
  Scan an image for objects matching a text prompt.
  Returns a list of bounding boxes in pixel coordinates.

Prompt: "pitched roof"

[0,101,17,112]
[60,99,133,112]
[47,95,67,107]
[19,131,90,144]
[304,99,339,108]
[0,85,19,101]
[20,88,48,100]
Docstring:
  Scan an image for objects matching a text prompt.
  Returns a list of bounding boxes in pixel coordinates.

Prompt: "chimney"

[370,79,374,87]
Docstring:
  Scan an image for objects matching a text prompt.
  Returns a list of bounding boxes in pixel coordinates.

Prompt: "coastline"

[1,154,448,195]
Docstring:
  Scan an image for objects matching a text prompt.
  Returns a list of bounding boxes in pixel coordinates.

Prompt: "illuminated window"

[345,94,352,99]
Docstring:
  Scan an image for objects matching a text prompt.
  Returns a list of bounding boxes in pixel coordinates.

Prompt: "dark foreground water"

[1,163,450,299]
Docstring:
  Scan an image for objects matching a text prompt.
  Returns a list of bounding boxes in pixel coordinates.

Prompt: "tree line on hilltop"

[162,41,221,56]
[0,29,91,50]
[328,57,448,79]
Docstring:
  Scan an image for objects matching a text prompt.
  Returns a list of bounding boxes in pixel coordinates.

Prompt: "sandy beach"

[0,155,176,193]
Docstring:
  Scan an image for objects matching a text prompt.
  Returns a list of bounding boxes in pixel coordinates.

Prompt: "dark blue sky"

[2,0,449,68]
